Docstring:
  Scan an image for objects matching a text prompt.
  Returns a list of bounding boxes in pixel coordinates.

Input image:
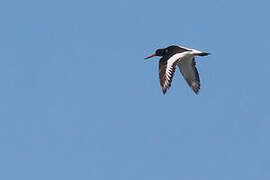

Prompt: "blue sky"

[0,0,270,179]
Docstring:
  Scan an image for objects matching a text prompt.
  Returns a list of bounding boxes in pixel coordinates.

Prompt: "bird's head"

[144,48,169,60]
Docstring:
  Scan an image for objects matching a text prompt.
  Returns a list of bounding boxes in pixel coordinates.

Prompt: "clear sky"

[0,0,270,179]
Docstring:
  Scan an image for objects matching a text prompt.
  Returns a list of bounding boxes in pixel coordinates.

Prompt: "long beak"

[144,53,157,60]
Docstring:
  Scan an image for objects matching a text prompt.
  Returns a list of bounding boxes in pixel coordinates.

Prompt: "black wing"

[159,58,178,94]
[177,57,200,94]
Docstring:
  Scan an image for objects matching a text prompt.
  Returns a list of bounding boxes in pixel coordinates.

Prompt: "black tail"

[198,52,210,56]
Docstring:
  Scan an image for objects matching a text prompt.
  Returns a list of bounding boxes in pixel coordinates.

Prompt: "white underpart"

[164,51,189,87]
[163,49,203,88]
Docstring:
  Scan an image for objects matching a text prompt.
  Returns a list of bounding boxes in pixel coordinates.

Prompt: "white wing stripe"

[164,52,190,87]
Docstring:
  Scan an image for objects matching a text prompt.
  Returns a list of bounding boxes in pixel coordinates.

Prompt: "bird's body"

[145,45,210,94]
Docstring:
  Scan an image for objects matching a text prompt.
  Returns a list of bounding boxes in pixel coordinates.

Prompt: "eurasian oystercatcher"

[145,45,210,94]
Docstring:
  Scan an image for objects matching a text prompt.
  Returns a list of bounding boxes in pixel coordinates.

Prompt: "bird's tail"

[197,52,210,56]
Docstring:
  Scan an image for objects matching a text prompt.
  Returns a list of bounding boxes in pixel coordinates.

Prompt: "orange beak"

[144,53,157,60]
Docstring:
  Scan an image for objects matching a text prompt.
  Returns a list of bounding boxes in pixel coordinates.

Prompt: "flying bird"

[145,45,210,94]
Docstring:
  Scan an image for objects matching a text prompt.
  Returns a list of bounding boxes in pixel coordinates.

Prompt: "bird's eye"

[165,49,169,54]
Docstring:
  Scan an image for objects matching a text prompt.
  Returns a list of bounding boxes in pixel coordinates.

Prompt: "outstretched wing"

[159,58,179,94]
[177,57,200,94]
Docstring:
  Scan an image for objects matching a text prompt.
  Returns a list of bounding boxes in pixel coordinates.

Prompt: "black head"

[145,45,189,60]
[155,48,169,56]
[144,47,171,60]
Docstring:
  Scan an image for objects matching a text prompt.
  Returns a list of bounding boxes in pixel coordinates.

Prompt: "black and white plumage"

[145,45,210,94]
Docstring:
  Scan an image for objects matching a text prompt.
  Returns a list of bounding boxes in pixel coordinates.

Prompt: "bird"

[145,45,210,94]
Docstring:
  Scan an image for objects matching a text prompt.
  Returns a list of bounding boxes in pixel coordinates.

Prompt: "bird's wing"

[177,57,200,94]
[159,57,179,94]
